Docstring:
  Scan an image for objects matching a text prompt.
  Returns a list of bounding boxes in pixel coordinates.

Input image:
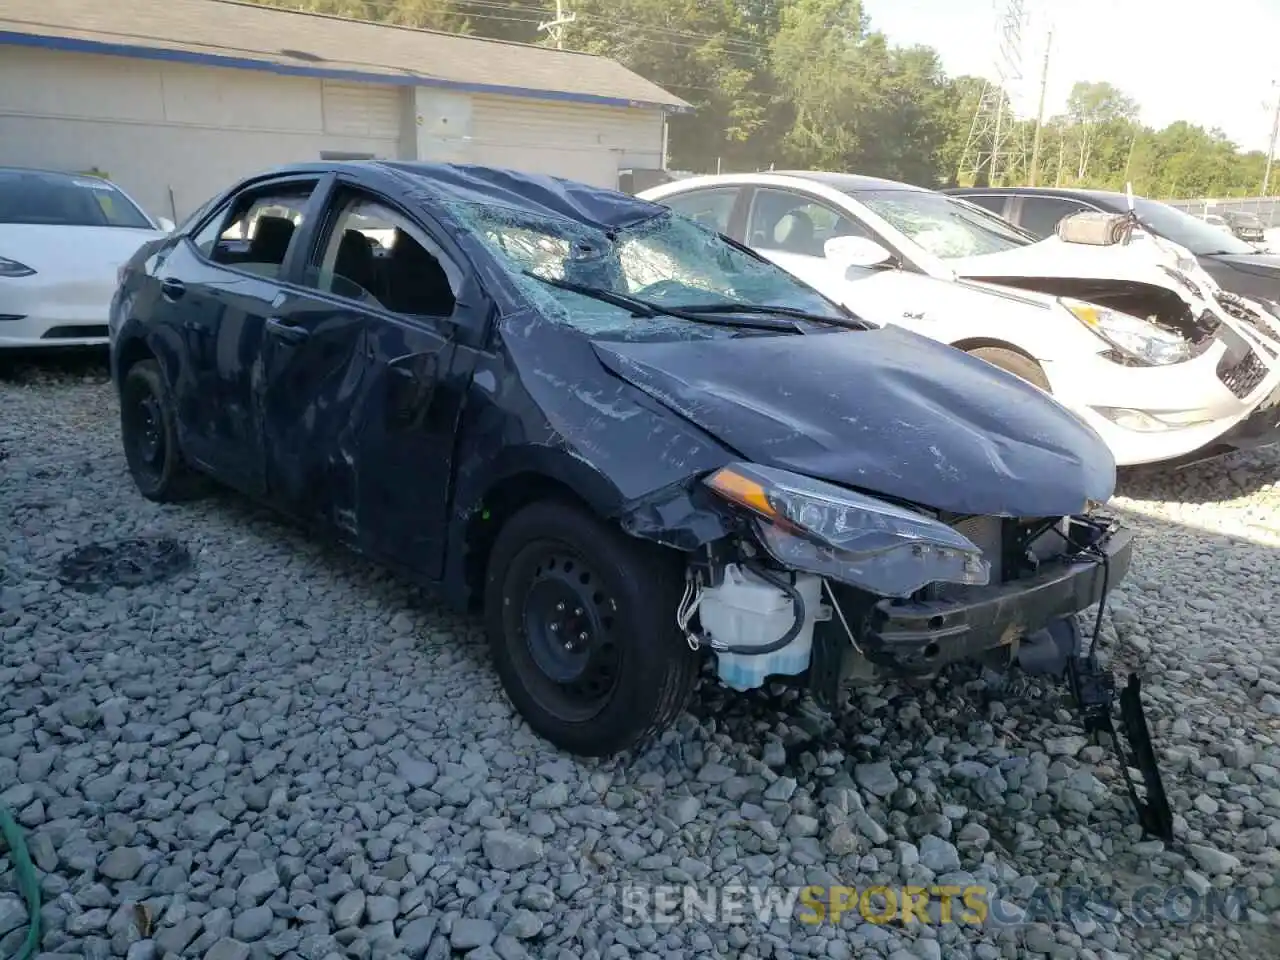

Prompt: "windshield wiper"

[524,273,807,333]
[673,301,871,331]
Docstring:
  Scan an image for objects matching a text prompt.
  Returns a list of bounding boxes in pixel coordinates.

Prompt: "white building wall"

[0,47,401,220]
[410,90,665,188]
[0,45,670,219]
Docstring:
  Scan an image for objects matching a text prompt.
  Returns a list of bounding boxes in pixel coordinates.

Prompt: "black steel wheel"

[485,499,700,757]
[119,359,204,501]
[517,547,623,720]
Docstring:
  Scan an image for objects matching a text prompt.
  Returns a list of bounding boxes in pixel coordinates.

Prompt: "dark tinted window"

[662,188,739,234]
[192,185,316,279]
[1131,198,1257,255]
[1016,197,1090,239]
[0,170,152,228]
[302,191,460,317]
[958,194,1008,217]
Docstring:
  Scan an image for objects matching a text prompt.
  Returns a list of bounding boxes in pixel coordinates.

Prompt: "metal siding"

[322,80,401,140]
[0,47,401,219]
[467,95,664,187]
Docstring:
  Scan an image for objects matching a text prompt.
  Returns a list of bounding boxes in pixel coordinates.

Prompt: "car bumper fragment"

[858,525,1133,675]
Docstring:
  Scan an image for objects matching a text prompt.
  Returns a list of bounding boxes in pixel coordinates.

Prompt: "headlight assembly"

[1062,298,1190,366]
[703,462,989,598]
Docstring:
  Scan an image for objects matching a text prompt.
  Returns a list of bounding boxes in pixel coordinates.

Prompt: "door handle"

[265,316,309,343]
[160,277,185,301]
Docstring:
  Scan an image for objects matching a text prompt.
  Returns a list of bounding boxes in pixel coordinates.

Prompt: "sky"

[860,0,1280,154]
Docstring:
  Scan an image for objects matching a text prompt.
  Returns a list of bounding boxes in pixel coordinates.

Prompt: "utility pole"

[1028,28,1052,186]
[1263,80,1280,197]
[537,0,575,50]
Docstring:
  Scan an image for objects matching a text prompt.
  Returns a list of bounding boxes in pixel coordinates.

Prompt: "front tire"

[484,499,700,757]
[965,346,1052,392]
[119,359,205,502]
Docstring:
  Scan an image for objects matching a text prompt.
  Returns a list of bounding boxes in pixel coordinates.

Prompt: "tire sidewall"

[968,347,1051,393]
[121,361,181,498]
[484,501,692,756]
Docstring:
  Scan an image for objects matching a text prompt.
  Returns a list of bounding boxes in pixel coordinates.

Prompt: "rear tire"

[119,359,206,502]
[484,499,700,757]
[965,346,1052,392]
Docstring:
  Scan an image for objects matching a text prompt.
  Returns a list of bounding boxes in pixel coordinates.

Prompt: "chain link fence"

[1164,196,1280,228]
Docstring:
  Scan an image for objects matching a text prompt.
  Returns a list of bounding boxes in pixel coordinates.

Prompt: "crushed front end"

[679,462,1172,840]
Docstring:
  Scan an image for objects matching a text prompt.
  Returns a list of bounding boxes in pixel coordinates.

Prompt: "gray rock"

[854,762,898,797]
[482,830,544,870]
[98,846,146,881]
[332,890,365,927]
[1188,843,1242,875]
[450,918,498,950]
[231,906,273,942]
[204,939,251,960]
[918,835,961,873]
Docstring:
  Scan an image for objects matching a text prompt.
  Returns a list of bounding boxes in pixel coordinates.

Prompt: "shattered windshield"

[851,188,1032,259]
[1133,199,1258,255]
[449,202,849,340]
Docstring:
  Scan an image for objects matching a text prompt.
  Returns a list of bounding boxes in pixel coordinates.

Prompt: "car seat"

[382,228,456,316]
[248,215,296,266]
[333,229,378,300]
[772,210,816,255]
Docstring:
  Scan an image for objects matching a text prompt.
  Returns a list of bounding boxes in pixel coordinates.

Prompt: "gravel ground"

[2,353,1280,960]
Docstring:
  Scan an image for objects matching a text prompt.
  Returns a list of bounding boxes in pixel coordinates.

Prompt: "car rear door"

[149,174,327,494]
[257,177,484,579]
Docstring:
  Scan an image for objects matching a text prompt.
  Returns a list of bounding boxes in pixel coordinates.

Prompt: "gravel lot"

[2,353,1279,960]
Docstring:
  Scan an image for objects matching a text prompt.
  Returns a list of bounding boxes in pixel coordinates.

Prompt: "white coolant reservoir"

[698,564,829,691]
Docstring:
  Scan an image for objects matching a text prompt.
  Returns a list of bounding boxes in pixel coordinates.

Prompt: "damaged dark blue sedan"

[107,161,1169,836]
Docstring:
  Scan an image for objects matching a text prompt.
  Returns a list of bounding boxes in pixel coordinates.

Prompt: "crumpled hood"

[591,325,1116,517]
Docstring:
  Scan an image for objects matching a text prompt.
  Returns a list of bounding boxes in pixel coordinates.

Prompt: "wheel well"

[462,472,595,610]
[115,336,157,381]
[950,337,1039,363]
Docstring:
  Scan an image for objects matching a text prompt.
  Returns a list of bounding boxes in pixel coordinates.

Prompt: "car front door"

[258,179,481,579]
[155,175,325,494]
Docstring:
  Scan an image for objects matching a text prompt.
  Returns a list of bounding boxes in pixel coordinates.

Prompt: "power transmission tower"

[957,0,1028,186]
[538,0,576,50]
[1028,28,1052,186]
[1264,81,1279,197]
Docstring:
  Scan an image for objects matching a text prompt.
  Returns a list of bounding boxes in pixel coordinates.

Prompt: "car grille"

[1216,349,1267,399]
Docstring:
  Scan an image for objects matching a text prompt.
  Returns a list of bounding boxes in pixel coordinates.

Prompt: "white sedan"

[639,172,1280,467]
[0,167,173,348]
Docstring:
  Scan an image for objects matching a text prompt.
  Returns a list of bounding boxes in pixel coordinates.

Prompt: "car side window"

[302,189,461,318]
[958,194,1008,218]
[662,189,739,234]
[746,188,873,257]
[1017,197,1089,239]
[191,184,316,278]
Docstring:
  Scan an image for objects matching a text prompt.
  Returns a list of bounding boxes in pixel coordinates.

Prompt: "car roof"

[945,185,1131,209]
[231,159,673,231]
[770,171,931,193]
[0,165,116,182]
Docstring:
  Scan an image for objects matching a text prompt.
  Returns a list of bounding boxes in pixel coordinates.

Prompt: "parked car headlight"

[0,257,36,278]
[703,462,990,597]
[1062,298,1189,365]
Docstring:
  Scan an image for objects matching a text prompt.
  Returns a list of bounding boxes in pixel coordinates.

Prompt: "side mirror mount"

[157,217,176,233]
[824,235,893,269]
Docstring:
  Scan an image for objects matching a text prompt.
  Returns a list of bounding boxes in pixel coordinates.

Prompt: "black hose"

[711,563,807,656]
